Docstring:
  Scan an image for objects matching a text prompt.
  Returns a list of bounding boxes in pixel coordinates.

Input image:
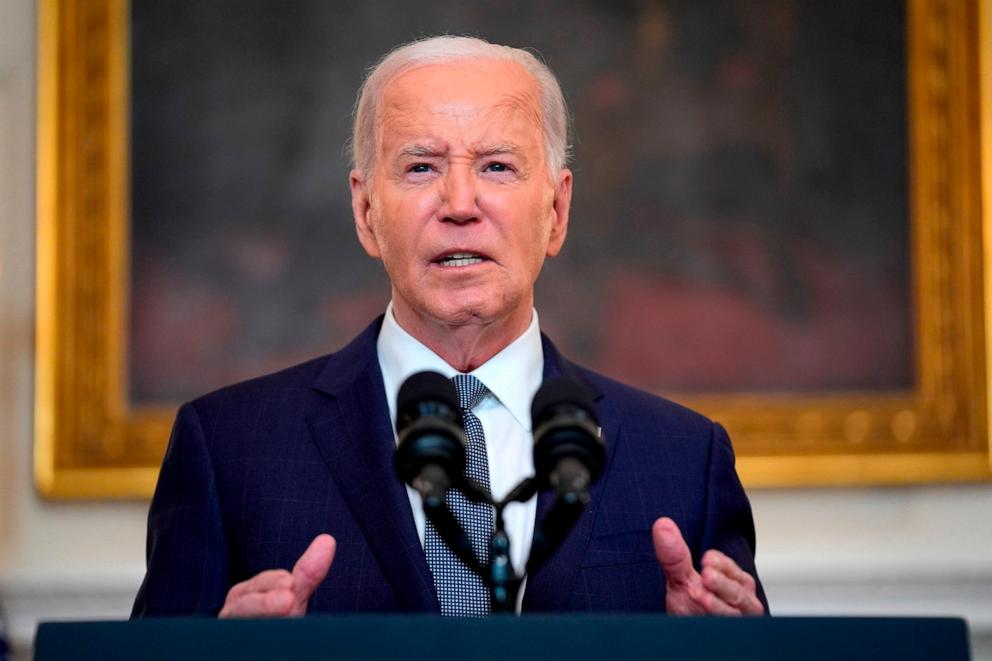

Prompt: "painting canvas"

[128,0,911,405]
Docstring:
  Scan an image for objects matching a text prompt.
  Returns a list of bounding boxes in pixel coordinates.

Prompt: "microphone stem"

[489,503,520,613]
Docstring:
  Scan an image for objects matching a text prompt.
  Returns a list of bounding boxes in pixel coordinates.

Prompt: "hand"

[652,517,763,616]
[219,534,336,618]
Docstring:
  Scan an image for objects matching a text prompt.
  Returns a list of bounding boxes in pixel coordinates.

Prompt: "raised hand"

[219,534,336,618]
[652,517,763,616]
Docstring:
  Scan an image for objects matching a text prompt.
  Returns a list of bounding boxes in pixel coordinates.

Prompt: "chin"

[431,304,494,326]
[427,293,505,327]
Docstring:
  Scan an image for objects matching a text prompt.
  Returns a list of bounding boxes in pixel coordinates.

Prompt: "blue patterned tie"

[424,374,494,616]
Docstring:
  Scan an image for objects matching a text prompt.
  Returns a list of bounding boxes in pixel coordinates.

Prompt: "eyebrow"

[398,144,444,159]
[397,143,523,159]
[475,143,522,157]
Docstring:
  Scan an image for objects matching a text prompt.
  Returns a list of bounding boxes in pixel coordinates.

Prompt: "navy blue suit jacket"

[132,317,765,616]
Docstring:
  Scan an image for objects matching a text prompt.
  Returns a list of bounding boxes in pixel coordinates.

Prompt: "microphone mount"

[396,372,602,614]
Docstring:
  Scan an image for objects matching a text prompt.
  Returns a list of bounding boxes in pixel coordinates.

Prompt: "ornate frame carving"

[35,0,992,497]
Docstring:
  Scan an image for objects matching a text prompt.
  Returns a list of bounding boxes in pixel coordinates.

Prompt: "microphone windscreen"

[397,371,459,428]
[394,371,465,486]
[531,376,598,426]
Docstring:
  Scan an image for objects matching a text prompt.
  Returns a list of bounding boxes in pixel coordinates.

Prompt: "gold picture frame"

[36,0,992,498]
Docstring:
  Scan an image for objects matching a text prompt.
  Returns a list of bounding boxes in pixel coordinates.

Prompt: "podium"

[34,615,971,660]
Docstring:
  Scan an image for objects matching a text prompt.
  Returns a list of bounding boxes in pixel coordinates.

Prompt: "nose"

[441,166,479,224]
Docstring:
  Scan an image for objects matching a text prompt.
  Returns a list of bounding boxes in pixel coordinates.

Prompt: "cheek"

[383,191,439,235]
[522,196,558,251]
[373,194,436,262]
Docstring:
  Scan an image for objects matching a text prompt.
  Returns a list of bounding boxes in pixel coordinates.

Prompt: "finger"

[652,517,697,586]
[702,551,763,615]
[701,565,763,615]
[698,587,743,616]
[701,566,749,611]
[220,588,295,618]
[227,569,293,600]
[741,595,765,615]
[702,550,757,591]
[291,534,337,609]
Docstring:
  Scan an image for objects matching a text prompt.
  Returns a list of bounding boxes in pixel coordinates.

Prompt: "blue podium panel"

[34,615,970,661]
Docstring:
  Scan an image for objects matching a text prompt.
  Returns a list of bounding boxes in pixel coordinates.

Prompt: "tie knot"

[451,374,488,411]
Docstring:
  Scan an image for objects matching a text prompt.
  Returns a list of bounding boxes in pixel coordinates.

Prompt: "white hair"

[351,35,571,178]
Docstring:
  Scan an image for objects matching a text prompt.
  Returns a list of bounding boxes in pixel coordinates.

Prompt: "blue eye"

[486,162,510,172]
[409,163,431,173]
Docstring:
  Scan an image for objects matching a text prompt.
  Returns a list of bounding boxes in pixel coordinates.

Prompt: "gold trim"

[35,0,991,498]
[982,0,992,472]
[35,0,56,496]
[39,468,161,499]
[739,452,992,488]
[35,0,144,498]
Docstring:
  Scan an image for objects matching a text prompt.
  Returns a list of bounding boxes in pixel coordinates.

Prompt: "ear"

[350,169,382,259]
[545,168,572,258]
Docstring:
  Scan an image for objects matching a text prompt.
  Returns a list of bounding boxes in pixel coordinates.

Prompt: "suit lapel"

[306,319,439,612]
[522,336,622,611]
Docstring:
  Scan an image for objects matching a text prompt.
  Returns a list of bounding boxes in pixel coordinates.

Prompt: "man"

[133,36,766,618]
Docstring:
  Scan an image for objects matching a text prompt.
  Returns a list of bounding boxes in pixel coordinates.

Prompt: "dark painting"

[129,0,910,404]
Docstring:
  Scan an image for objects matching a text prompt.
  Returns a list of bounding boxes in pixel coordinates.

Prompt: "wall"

[0,0,152,655]
[1,0,989,659]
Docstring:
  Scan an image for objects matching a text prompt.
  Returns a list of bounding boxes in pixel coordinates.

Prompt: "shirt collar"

[377,302,544,432]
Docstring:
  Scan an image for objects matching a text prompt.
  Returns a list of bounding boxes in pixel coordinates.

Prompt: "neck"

[391,303,532,373]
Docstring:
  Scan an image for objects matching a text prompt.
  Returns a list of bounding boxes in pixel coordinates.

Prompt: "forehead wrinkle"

[489,90,543,130]
[375,78,545,165]
[376,103,422,144]
[478,92,544,165]
[382,86,540,132]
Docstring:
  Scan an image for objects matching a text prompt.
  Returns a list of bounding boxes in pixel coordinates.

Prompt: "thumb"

[291,534,336,610]
[652,517,697,587]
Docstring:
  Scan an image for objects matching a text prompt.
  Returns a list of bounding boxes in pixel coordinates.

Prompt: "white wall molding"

[0,567,144,656]
[766,564,992,660]
[765,566,992,621]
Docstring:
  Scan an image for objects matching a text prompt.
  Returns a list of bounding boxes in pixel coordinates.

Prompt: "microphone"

[525,376,605,575]
[531,376,605,503]
[393,371,485,575]
[394,371,466,507]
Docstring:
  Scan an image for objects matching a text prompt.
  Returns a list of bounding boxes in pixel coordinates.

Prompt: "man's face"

[350,59,572,336]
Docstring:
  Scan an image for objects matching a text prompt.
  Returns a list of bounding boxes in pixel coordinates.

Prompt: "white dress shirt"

[376,302,541,590]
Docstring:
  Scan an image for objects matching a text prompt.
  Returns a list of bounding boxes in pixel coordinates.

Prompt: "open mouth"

[433,252,488,267]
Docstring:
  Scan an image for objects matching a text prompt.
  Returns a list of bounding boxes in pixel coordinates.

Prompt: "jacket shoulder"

[188,354,329,415]
[574,365,718,439]
[541,333,717,440]
[187,316,383,418]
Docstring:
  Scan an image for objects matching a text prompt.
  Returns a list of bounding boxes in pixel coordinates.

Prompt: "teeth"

[438,253,484,267]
